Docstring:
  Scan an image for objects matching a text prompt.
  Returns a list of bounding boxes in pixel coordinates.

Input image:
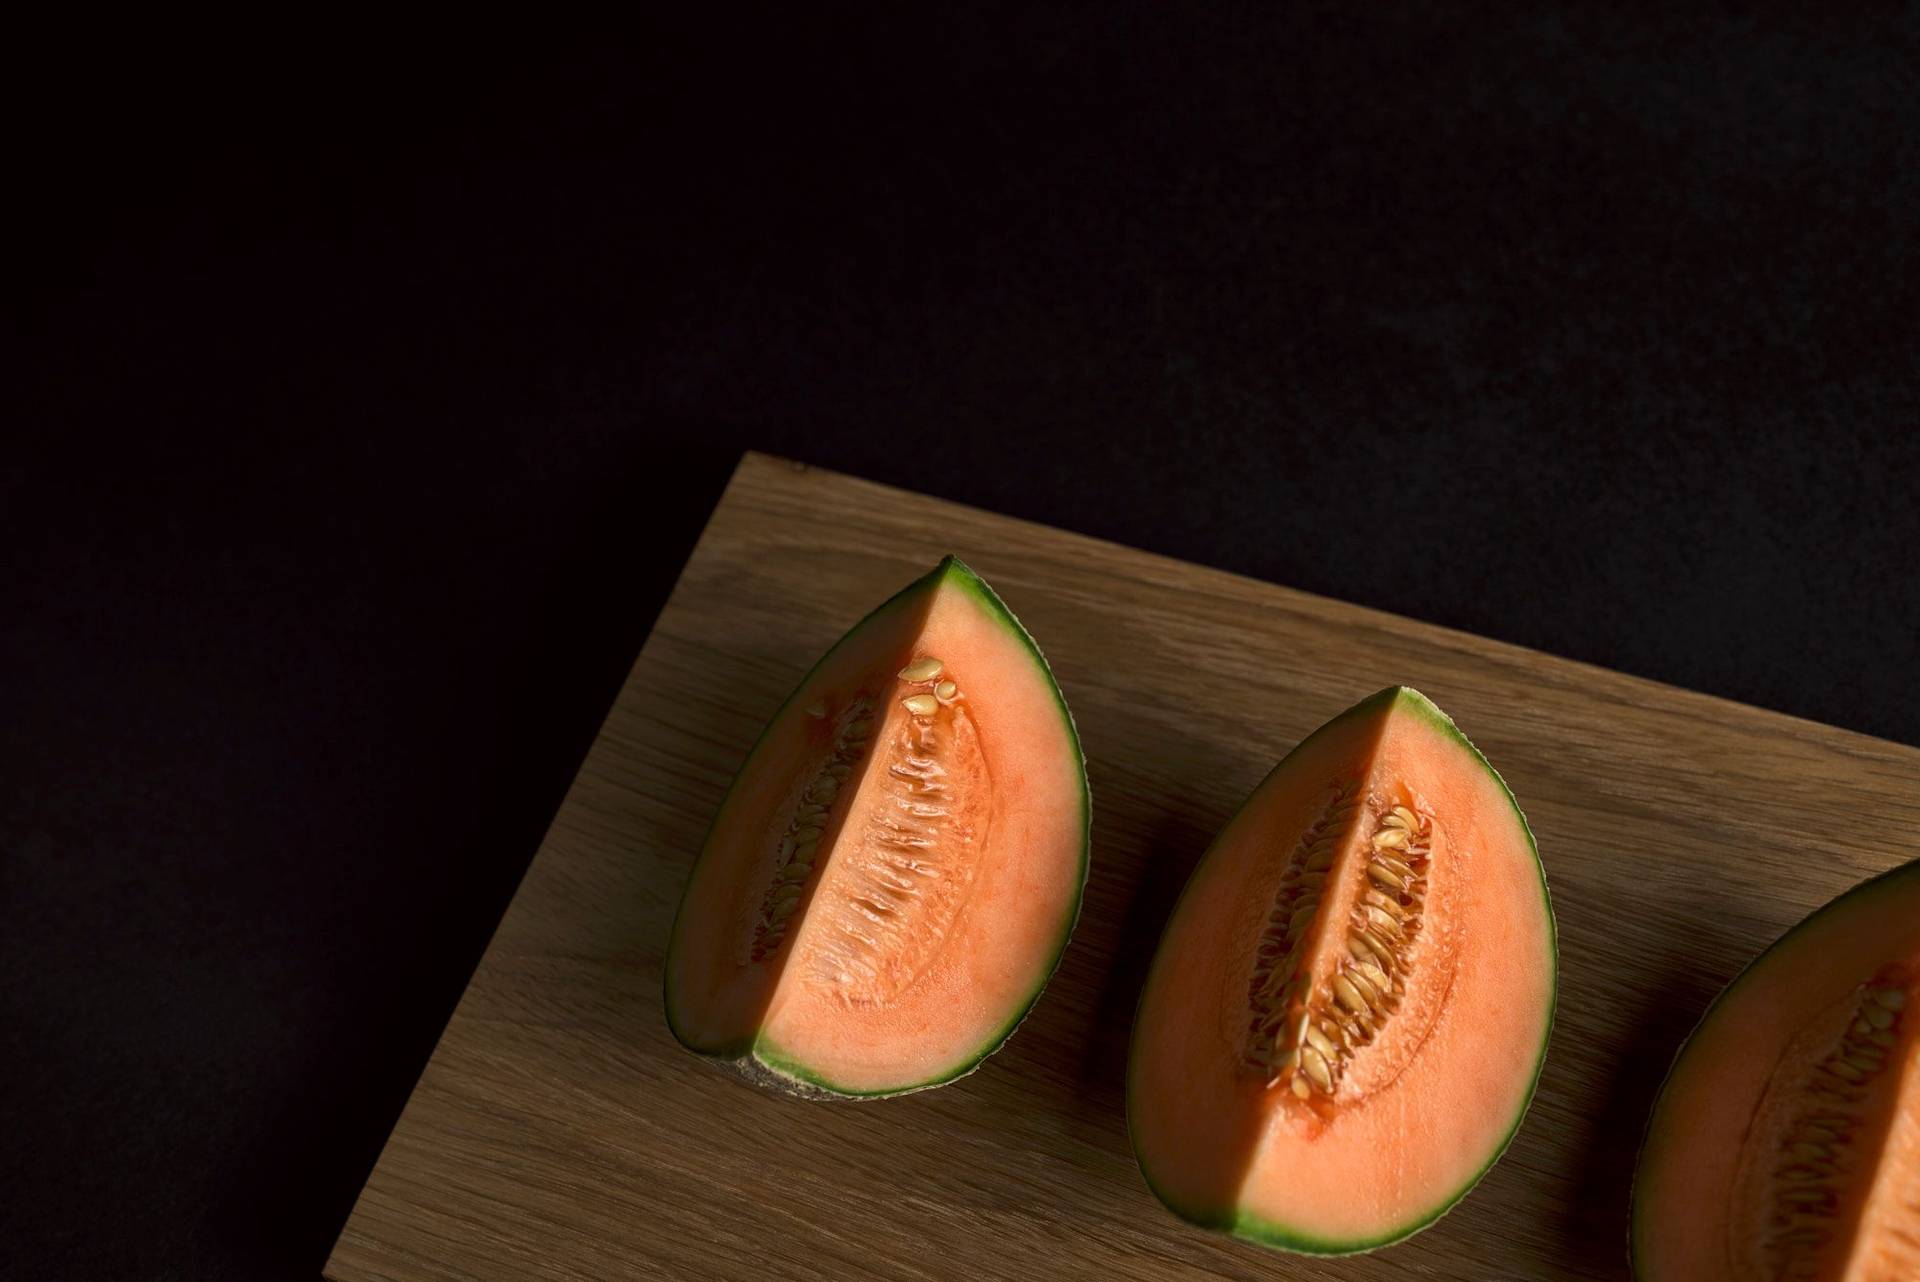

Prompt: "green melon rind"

[665,556,1091,1100]
[1627,856,1920,1280]
[1129,686,1557,1256]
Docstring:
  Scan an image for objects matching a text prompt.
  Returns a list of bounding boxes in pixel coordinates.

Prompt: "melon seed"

[898,657,945,682]
[1872,987,1907,1011]
[1347,932,1382,968]
[805,702,827,718]
[1364,890,1406,919]
[1368,862,1407,893]
[1363,905,1403,937]
[1392,805,1418,828]
[1359,925,1405,955]
[1287,903,1318,934]
[1290,1074,1312,1100]
[1865,1005,1895,1030]
[1304,1023,1338,1058]
[1300,1044,1335,1091]
[846,718,874,739]
[935,680,958,701]
[1777,1164,1827,1183]
[1347,967,1386,1007]
[1333,975,1370,1015]
[902,693,940,716]
[1372,828,1411,850]
[1373,853,1415,881]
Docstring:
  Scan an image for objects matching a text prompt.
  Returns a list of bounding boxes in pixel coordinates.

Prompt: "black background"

[8,9,1919,1279]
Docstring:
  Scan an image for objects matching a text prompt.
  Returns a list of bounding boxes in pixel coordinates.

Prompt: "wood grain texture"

[326,452,1920,1282]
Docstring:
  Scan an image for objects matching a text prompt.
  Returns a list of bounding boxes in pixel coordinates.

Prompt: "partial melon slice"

[664,557,1088,1098]
[1128,687,1555,1254]
[1633,859,1920,1281]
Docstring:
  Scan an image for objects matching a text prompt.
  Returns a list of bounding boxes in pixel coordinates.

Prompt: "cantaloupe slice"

[664,557,1088,1097]
[1634,859,1920,1281]
[1128,687,1555,1253]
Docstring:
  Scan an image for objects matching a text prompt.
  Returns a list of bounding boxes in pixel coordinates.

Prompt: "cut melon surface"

[1128,687,1555,1254]
[1633,859,1920,1282]
[664,557,1088,1098]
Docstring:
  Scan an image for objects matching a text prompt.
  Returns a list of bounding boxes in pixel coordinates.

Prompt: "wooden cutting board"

[326,452,1920,1282]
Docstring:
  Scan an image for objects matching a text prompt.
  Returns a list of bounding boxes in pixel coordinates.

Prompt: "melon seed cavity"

[1244,786,1433,1103]
[749,696,875,960]
[1756,980,1910,1277]
[1243,781,1359,1082]
[750,655,974,974]
[807,653,983,1003]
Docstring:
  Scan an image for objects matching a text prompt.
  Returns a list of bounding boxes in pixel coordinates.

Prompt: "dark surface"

[8,9,1919,1279]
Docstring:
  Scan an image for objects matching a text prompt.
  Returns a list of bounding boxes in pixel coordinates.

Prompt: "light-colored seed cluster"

[1245,782,1359,1076]
[750,696,874,960]
[896,656,962,714]
[1248,791,1432,1102]
[1760,984,1908,1275]
[890,656,962,733]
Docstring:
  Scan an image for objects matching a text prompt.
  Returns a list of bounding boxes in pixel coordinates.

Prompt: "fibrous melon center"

[1730,971,1919,1282]
[750,695,875,961]
[747,655,990,1006]
[1243,779,1449,1109]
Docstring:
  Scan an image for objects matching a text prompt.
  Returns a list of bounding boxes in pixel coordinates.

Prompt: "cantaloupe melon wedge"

[1634,859,1920,1280]
[1128,687,1555,1253]
[665,557,1088,1098]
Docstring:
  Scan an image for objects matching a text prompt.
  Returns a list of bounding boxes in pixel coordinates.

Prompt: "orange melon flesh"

[664,557,1087,1097]
[1633,860,1920,1282]
[1128,687,1554,1254]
